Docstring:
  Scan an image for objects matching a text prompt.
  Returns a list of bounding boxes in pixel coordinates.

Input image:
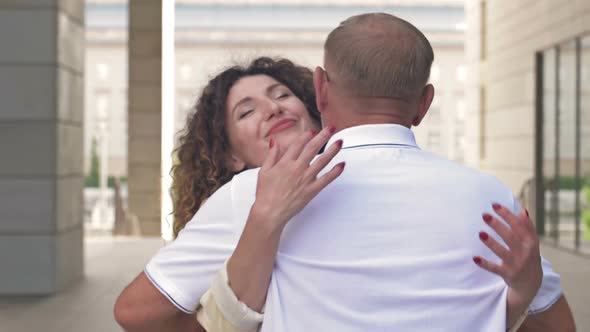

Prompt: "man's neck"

[324,100,416,133]
[328,114,410,134]
[324,88,418,132]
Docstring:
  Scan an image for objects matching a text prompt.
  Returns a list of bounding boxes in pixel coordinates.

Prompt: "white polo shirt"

[146,124,562,332]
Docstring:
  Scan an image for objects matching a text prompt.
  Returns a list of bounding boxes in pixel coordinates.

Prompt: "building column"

[128,0,163,236]
[0,1,85,294]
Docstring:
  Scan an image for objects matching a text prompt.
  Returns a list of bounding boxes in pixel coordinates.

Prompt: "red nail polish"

[479,232,489,241]
[482,213,492,223]
[492,203,501,210]
[329,126,336,134]
[336,162,345,170]
[525,209,529,218]
[336,139,343,147]
[473,256,482,264]
[269,137,274,149]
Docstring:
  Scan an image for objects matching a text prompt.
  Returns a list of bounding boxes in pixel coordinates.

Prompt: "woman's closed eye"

[239,109,254,119]
[274,92,290,100]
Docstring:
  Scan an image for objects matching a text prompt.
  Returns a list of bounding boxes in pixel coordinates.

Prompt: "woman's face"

[225,74,316,170]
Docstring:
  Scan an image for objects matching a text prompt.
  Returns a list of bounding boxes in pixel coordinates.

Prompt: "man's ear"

[313,66,328,113]
[412,84,435,127]
[226,152,246,173]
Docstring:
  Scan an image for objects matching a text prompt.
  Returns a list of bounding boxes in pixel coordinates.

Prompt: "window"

[537,33,590,254]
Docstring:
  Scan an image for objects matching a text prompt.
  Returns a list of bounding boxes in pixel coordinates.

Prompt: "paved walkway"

[0,237,588,331]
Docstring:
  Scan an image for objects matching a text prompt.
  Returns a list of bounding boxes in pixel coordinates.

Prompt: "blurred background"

[0,0,589,331]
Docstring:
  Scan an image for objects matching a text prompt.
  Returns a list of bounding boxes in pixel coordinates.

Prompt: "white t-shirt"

[146,124,562,332]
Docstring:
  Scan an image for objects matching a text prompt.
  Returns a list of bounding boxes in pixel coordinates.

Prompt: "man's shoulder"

[414,151,515,197]
[231,167,260,188]
[218,168,259,207]
[419,151,501,180]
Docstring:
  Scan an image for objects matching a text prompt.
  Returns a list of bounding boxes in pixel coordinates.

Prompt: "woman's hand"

[252,125,345,229]
[473,204,543,329]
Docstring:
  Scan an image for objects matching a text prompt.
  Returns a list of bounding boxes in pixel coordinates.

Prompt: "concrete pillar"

[128,0,163,236]
[0,0,85,294]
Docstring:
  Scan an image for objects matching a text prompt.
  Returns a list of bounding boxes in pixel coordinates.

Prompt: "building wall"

[468,0,590,192]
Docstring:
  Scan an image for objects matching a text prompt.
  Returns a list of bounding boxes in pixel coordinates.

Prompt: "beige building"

[465,0,590,253]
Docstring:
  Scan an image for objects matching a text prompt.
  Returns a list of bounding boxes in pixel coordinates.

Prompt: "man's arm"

[518,295,576,332]
[114,272,205,332]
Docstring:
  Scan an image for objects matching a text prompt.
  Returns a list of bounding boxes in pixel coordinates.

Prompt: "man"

[115,13,574,331]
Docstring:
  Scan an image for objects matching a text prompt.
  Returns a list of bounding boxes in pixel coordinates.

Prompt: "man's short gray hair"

[324,13,434,101]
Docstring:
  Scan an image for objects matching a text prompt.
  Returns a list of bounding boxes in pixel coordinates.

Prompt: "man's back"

[144,124,560,331]
[233,124,512,331]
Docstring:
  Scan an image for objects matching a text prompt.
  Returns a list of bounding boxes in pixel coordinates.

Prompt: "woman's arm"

[196,126,343,332]
[228,126,342,311]
[475,204,574,331]
[196,269,262,332]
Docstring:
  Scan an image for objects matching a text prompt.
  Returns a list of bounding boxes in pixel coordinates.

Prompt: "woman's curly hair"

[171,57,320,238]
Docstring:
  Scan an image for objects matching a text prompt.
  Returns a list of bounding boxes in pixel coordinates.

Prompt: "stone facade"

[466,0,590,191]
[0,0,85,294]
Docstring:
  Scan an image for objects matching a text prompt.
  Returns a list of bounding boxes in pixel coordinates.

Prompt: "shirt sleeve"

[196,262,263,332]
[145,181,240,313]
[511,197,563,314]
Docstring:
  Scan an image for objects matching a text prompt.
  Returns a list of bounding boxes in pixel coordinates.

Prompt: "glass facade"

[537,34,590,253]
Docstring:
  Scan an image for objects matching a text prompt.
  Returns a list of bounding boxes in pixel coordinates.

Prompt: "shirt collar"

[326,124,420,150]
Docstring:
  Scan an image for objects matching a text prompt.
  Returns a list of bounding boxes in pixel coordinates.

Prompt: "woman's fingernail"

[336,162,345,170]
[479,231,489,241]
[525,209,529,218]
[482,213,492,224]
[329,126,336,133]
[473,256,482,264]
[269,137,274,149]
[335,139,343,148]
[492,203,501,210]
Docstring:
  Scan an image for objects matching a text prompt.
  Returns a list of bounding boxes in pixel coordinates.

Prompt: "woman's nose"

[264,100,281,119]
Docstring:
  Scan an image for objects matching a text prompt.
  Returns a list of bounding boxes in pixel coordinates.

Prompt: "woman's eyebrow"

[266,83,285,94]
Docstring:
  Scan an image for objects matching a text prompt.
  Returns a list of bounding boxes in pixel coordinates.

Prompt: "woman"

[115,57,540,332]
[170,57,322,238]
[168,56,343,332]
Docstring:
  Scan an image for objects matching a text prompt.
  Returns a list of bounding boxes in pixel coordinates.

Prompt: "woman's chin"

[274,130,303,146]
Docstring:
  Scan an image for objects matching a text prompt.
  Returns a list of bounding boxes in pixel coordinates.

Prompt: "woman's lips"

[267,119,296,136]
